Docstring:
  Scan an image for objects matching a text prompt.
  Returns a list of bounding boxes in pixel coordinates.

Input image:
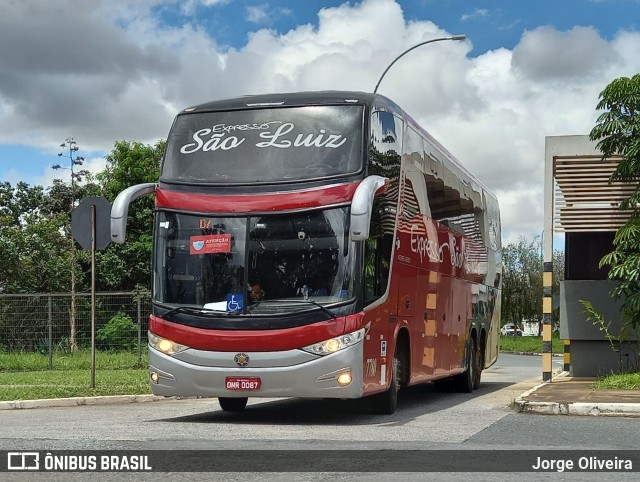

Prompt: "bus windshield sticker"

[190,234,232,254]
[226,294,244,313]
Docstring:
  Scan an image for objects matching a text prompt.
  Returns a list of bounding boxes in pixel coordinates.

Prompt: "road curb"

[516,398,640,417]
[514,373,640,418]
[0,394,166,410]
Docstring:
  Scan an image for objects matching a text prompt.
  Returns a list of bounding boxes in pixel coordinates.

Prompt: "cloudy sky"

[0,0,639,243]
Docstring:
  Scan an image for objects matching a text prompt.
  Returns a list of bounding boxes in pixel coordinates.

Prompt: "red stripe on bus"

[155,182,360,213]
[149,312,365,352]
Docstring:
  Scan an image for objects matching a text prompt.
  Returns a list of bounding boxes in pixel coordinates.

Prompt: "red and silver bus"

[111,91,501,414]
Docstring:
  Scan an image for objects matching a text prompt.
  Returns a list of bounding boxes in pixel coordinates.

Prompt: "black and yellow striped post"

[542,262,553,382]
[564,339,570,372]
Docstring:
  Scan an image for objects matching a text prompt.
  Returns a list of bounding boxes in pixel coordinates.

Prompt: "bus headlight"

[148,332,189,355]
[301,328,365,356]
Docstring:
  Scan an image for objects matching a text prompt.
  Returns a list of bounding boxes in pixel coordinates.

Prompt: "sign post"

[71,196,112,388]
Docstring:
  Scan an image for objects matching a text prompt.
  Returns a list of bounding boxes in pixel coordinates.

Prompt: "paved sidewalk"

[515,372,640,417]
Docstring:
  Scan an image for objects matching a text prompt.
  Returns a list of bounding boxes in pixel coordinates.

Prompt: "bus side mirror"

[110,183,157,244]
[350,175,387,241]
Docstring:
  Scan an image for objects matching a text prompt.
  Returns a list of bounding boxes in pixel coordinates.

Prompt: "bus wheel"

[473,342,483,390]
[218,397,248,412]
[370,351,400,415]
[452,339,477,393]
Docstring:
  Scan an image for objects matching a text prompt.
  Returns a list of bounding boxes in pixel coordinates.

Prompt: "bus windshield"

[162,105,364,184]
[153,207,354,314]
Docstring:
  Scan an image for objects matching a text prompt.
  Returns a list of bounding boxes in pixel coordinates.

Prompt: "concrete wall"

[560,280,638,376]
[569,341,638,377]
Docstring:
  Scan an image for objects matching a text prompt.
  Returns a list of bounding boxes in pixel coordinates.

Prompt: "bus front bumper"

[148,342,364,399]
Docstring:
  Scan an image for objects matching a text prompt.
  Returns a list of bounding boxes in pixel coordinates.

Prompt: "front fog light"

[337,372,352,386]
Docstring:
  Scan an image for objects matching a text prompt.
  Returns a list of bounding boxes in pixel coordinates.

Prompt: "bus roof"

[180,91,397,113]
[179,91,498,204]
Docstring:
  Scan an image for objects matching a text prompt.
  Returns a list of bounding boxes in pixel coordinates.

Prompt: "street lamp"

[52,137,85,352]
[373,35,466,94]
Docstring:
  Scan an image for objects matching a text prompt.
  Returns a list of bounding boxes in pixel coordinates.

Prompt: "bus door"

[450,277,471,371]
[396,260,419,383]
[434,273,454,375]
[362,226,396,394]
[419,269,438,379]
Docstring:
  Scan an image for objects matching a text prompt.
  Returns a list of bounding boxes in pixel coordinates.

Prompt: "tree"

[0,182,72,293]
[0,140,163,295]
[590,74,640,328]
[0,181,44,228]
[95,140,164,291]
[501,235,563,327]
[43,174,102,294]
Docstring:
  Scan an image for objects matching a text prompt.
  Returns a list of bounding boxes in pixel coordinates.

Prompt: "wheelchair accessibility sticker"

[226,294,244,312]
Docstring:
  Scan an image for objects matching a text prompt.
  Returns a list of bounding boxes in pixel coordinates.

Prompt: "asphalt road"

[3,354,638,481]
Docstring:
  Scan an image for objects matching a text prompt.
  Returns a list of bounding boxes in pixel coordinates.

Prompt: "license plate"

[225,376,261,391]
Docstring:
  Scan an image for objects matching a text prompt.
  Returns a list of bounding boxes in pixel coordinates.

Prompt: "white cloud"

[246,5,270,24]
[180,0,231,15]
[0,0,639,242]
[512,26,614,80]
[461,9,489,21]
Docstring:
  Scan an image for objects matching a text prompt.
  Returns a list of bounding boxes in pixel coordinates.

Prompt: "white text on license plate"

[225,377,261,391]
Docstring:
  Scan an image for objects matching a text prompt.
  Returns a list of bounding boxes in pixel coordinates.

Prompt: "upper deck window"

[162,105,364,184]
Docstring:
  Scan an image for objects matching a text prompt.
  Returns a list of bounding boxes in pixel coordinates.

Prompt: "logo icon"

[366,358,377,377]
[192,240,205,251]
[234,353,250,367]
[7,452,40,471]
[226,293,244,312]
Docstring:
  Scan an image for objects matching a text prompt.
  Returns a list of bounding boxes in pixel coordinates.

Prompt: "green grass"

[0,369,149,401]
[0,349,145,371]
[0,350,150,401]
[592,372,640,390]
[499,335,564,354]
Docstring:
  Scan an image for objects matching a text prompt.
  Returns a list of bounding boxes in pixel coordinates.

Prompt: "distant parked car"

[501,323,522,336]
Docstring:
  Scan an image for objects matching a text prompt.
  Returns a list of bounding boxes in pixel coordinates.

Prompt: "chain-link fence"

[0,292,151,367]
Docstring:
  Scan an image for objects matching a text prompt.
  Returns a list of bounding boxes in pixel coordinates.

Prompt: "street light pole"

[373,35,466,94]
[52,137,85,352]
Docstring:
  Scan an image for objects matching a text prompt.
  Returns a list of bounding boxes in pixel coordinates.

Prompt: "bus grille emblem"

[234,353,250,367]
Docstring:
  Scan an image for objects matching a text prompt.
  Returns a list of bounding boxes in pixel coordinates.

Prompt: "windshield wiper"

[161,305,231,318]
[301,299,337,321]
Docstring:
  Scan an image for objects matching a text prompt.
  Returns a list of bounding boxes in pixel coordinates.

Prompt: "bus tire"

[370,350,400,415]
[218,397,248,412]
[452,339,477,393]
[473,340,484,390]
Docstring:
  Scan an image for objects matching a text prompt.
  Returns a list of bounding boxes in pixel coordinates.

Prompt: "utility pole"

[53,138,85,352]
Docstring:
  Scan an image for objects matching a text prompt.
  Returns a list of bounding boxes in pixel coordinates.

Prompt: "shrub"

[36,336,71,355]
[96,312,138,350]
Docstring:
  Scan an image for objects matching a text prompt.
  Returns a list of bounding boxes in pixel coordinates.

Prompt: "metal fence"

[0,291,151,366]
